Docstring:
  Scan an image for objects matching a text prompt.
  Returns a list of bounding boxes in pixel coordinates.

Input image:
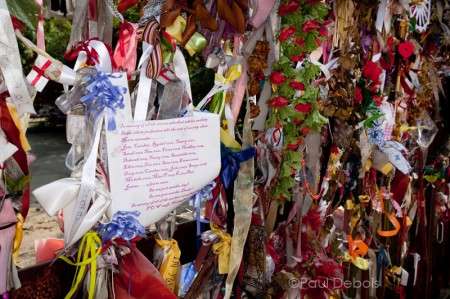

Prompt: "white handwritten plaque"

[106,112,221,227]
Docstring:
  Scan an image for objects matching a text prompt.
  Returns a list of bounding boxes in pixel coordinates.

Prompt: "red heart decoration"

[398,41,414,59]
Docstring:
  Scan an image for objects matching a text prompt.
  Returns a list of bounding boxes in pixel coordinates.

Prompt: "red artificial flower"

[369,84,379,93]
[354,87,362,104]
[318,26,328,37]
[270,71,287,84]
[295,38,305,46]
[315,38,322,46]
[302,20,320,33]
[295,102,312,113]
[291,54,303,62]
[280,26,297,41]
[362,61,382,82]
[290,80,306,91]
[306,0,322,4]
[294,118,304,126]
[11,15,25,32]
[300,126,310,135]
[286,143,299,151]
[279,0,300,15]
[268,96,289,108]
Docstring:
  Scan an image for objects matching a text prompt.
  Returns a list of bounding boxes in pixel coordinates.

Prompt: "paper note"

[106,112,221,227]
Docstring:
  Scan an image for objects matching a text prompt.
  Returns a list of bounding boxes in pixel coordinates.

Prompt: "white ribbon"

[0,135,18,164]
[134,42,154,121]
[32,177,112,248]
[0,0,35,116]
[74,40,113,73]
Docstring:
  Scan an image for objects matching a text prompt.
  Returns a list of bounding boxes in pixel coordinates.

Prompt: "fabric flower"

[268,96,289,108]
[373,95,383,105]
[295,38,305,47]
[319,26,328,37]
[291,54,303,62]
[306,0,322,4]
[362,61,382,82]
[295,102,312,113]
[270,71,287,84]
[300,126,310,135]
[290,80,306,91]
[315,38,322,46]
[279,0,300,16]
[280,26,297,41]
[302,20,320,33]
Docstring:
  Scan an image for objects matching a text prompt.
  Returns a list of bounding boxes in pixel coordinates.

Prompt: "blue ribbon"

[179,262,197,296]
[189,181,216,237]
[80,67,126,131]
[377,246,390,283]
[97,211,147,245]
[220,143,256,189]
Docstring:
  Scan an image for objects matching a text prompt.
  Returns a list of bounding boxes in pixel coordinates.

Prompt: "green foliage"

[6,0,39,31]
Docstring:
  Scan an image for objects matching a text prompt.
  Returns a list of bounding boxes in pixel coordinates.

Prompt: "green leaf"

[424,173,439,183]
[363,113,384,128]
[6,0,40,31]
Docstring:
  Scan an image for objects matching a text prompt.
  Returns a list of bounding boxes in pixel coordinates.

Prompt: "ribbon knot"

[211,223,231,274]
[59,231,102,299]
[80,68,126,131]
[220,143,256,188]
[189,181,217,236]
[214,64,242,88]
[65,39,100,66]
[97,211,146,245]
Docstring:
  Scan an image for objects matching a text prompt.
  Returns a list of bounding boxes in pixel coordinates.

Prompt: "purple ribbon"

[189,181,216,236]
[97,211,146,245]
[80,67,126,130]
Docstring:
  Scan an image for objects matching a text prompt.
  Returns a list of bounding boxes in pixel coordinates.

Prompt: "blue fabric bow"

[97,211,146,245]
[189,181,217,236]
[377,246,390,283]
[80,67,126,131]
[220,143,256,189]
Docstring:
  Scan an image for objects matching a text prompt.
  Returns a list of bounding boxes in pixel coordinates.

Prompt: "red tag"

[398,41,414,59]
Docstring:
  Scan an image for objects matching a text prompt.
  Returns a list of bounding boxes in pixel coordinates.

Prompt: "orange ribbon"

[347,235,368,259]
[376,185,401,237]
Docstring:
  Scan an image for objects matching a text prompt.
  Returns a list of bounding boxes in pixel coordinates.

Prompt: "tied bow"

[344,235,369,270]
[367,128,412,174]
[80,67,126,131]
[211,223,232,274]
[189,181,217,236]
[215,64,242,87]
[65,39,100,66]
[220,143,256,189]
[97,211,146,245]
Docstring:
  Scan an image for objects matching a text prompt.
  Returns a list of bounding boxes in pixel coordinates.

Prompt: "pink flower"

[268,96,289,108]
[270,71,287,84]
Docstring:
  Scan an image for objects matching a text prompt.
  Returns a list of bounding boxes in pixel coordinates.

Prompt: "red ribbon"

[0,99,30,218]
[65,39,100,66]
[31,60,52,86]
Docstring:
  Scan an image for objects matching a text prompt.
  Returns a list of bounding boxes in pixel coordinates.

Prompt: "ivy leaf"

[304,109,328,131]
[305,32,318,53]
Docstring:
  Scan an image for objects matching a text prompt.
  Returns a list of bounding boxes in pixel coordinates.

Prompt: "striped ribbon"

[137,19,163,79]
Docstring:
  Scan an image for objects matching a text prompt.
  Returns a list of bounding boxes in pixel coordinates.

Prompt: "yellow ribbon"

[165,16,207,56]
[210,222,232,274]
[154,238,181,292]
[59,231,102,299]
[13,213,24,262]
[7,103,31,152]
[343,252,370,270]
[214,64,242,87]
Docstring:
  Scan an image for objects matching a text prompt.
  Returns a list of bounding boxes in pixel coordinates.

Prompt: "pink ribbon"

[35,0,45,50]
[251,0,277,29]
[113,21,138,76]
